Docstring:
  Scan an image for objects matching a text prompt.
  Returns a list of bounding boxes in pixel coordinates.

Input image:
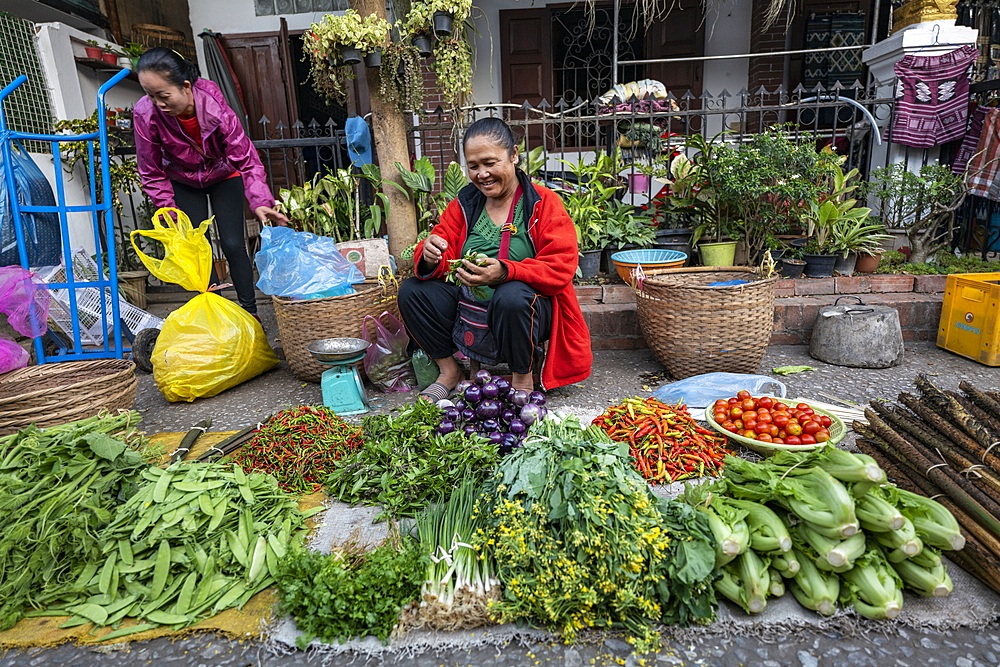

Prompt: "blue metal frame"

[2,69,131,363]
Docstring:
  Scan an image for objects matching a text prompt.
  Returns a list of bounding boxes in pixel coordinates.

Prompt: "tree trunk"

[351,0,418,258]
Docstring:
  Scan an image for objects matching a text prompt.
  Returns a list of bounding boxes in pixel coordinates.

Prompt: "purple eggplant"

[481,382,499,400]
[436,399,455,409]
[528,391,546,405]
[463,424,477,436]
[476,399,501,420]
[474,369,493,385]
[461,408,476,423]
[444,407,461,422]
[508,418,526,435]
[464,384,483,404]
[494,376,512,397]
[481,418,500,432]
[436,420,456,435]
[453,398,467,411]
[455,380,473,395]
[510,390,529,407]
[519,403,542,426]
[500,408,516,424]
[487,431,504,445]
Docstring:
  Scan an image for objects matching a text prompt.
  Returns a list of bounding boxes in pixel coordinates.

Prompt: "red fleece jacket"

[414,179,592,390]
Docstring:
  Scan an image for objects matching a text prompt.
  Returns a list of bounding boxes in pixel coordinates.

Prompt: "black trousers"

[398,278,552,375]
[171,177,257,314]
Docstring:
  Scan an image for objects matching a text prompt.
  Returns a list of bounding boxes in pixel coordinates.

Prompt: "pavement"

[4,295,1000,666]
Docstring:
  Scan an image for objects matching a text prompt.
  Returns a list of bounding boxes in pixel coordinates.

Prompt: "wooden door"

[219,31,298,141]
[645,0,704,99]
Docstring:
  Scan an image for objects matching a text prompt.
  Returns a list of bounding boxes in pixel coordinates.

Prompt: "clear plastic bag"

[0,266,49,338]
[652,372,787,408]
[131,208,279,402]
[254,226,365,299]
[362,311,416,393]
[0,339,28,374]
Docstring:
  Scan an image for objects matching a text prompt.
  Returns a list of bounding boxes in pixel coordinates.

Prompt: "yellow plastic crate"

[937,272,1000,366]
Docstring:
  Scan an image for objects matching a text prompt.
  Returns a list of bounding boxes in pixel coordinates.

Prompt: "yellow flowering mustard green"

[473,414,718,653]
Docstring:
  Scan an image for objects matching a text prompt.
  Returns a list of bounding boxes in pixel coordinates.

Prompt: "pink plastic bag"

[0,338,28,374]
[361,311,416,393]
[0,266,49,338]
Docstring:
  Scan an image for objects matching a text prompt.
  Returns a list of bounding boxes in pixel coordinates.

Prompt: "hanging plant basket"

[433,11,454,35]
[363,47,382,68]
[340,45,362,66]
[412,34,433,57]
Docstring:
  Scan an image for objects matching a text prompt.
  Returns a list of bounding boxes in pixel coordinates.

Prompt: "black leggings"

[171,177,257,314]
[398,278,551,375]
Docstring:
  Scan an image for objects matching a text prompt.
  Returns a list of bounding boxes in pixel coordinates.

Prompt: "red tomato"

[802,421,822,436]
[742,416,757,429]
[728,397,739,405]
[772,437,785,444]
[756,433,773,443]
[741,398,757,411]
[818,415,833,428]
[786,422,803,436]
[729,406,744,418]
[800,434,817,445]
[754,422,770,435]
[733,420,744,430]
[758,397,774,409]
[715,399,729,408]
[768,424,780,437]
[777,429,787,438]
[785,435,802,446]
[714,409,728,420]
[773,402,788,411]
[800,408,815,417]
[757,413,773,424]
[772,414,790,428]
[740,430,757,440]
[796,403,811,411]
[724,422,740,433]
[814,430,830,443]
[737,390,751,400]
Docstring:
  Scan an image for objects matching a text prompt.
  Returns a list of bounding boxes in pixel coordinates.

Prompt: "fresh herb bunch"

[228,406,362,495]
[445,252,490,299]
[0,412,153,630]
[476,414,717,652]
[326,401,499,521]
[44,460,317,638]
[275,534,425,646]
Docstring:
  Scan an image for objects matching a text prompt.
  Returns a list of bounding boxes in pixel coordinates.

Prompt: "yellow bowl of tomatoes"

[704,391,846,455]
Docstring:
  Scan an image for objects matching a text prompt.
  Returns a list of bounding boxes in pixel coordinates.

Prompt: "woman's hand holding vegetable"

[422,233,449,266]
[457,257,506,287]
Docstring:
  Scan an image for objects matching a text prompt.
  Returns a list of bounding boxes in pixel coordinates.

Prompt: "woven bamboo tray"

[634,266,777,380]
[273,281,399,382]
[0,358,137,435]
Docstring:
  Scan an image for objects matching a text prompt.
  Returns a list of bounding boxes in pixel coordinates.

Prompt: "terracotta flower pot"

[84,46,103,59]
[855,251,882,273]
[101,51,120,65]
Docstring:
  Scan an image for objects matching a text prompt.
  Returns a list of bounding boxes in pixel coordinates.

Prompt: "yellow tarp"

[0,430,328,648]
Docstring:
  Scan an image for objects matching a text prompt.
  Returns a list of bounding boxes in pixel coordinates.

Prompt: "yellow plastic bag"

[131,208,279,402]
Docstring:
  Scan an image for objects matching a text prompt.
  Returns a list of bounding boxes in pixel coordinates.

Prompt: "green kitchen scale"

[306,337,372,416]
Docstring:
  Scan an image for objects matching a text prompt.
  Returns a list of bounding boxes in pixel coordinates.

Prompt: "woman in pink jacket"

[133,48,288,317]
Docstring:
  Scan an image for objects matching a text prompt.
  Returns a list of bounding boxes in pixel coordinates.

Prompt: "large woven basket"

[0,359,137,435]
[634,266,777,379]
[273,281,400,382]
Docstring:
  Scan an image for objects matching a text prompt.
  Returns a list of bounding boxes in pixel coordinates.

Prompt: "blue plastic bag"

[0,141,61,268]
[652,372,787,408]
[254,226,366,299]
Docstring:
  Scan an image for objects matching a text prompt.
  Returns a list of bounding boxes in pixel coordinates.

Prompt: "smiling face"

[138,71,195,118]
[464,135,520,201]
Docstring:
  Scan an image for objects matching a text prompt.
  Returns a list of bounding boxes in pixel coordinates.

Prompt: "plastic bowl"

[610,248,687,282]
[703,395,847,456]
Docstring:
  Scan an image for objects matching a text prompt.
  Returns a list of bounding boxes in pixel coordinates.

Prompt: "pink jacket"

[133,78,274,211]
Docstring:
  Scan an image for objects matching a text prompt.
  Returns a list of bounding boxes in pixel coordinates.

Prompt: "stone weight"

[809,302,904,368]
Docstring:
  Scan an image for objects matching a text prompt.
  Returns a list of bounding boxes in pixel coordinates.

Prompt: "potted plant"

[401,3,436,57]
[617,121,664,194]
[84,39,104,60]
[101,46,122,65]
[311,10,390,66]
[304,27,354,105]
[276,164,393,242]
[379,41,425,112]
[827,217,892,276]
[555,153,622,278]
[431,36,473,112]
[425,0,472,35]
[121,42,146,69]
[861,163,966,265]
[396,156,467,234]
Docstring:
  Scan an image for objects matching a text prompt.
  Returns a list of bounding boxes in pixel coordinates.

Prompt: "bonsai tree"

[862,163,966,264]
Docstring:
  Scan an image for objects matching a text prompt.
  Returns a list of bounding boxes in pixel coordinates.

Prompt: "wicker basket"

[634,266,777,379]
[273,281,400,382]
[0,359,137,435]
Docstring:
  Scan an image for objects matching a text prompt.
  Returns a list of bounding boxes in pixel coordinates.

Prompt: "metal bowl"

[306,337,371,363]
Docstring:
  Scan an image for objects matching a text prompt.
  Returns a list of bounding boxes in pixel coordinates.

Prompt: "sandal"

[418,381,452,403]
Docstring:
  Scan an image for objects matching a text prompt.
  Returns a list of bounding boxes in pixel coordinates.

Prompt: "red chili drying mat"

[227,405,363,495]
[592,397,730,484]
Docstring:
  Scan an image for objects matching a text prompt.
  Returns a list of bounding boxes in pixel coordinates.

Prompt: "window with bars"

[254,0,349,16]
[0,12,52,153]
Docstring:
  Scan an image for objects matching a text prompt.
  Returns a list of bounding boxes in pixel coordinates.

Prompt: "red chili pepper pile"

[592,397,729,484]
[228,405,363,495]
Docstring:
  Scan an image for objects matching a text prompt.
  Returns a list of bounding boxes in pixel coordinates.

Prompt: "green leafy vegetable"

[445,252,490,299]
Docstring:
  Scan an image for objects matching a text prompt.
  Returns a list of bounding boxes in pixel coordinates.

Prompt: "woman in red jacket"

[133,48,288,318]
[399,118,591,399]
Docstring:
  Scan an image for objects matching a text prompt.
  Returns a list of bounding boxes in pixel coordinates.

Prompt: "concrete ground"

[4,295,1000,666]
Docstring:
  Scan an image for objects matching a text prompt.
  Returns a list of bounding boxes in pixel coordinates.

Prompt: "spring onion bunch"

[404,479,498,630]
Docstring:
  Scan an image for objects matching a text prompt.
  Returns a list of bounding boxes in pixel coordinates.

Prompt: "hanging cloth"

[952,103,990,175]
[966,108,1000,202]
[890,45,978,148]
[199,30,249,132]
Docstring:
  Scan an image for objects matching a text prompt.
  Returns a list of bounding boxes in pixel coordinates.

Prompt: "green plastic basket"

[704,395,847,456]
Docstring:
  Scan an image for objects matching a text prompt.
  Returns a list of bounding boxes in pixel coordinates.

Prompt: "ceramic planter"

[84,46,103,59]
[803,253,837,278]
[780,258,806,279]
[340,46,362,66]
[412,34,433,57]
[698,240,737,267]
[101,51,119,65]
[855,251,881,273]
[834,252,857,276]
[579,249,602,279]
[363,48,382,68]
[433,11,454,35]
